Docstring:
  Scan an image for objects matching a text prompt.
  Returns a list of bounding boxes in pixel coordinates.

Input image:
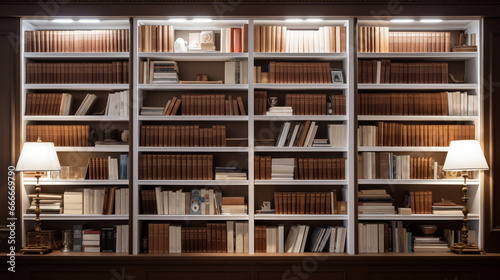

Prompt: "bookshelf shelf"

[139,147,249,153]
[254,115,348,121]
[358,214,480,221]
[357,52,477,61]
[254,214,348,221]
[254,180,348,186]
[24,84,130,91]
[138,180,249,186]
[138,84,248,91]
[139,52,249,61]
[139,116,249,121]
[358,179,479,185]
[357,84,478,91]
[254,147,347,152]
[254,52,347,61]
[24,52,130,59]
[24,116,129,122]
[254,84,347,90]
[55,146,129,152]
[22,179,130,186]
[358,116,478,122]
[138,215,249,221]
[23,214,129,221]
[357,146,449,152]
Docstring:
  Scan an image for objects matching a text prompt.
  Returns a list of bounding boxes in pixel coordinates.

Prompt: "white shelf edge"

[254,83,347,90]
[254,52,347,60]
[139,116,249,121]
[22,179,129,186]
[23,214,129,220]
[55,146,129,152]
[138,215,249,221]
[254,115,347,121]
[254,214,348,221]
[358,52,477,60]
[139,52,249,60]
[24,52,129,59]
[358,179,479,185]
[138,180,249,185]
[255,180,348,185]
[358,214,480,221]
[358,83,478,90]
[24,84,130,90]
[139,84,248,90]
[358,146,449,152]
[24,116,129,122]
[358,115,478,122]
[254,147,347,152]
[139,147,249,152]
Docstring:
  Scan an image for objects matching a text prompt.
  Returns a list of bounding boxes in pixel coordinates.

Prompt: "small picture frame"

[331,69,344,83]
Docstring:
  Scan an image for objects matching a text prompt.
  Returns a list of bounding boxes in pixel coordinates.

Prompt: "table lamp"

[16,138,61,254]
[442,140,488,254]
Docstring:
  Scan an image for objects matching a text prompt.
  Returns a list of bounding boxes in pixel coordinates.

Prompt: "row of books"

[273,191,347,215]
[87,155,129,180]
[294,158,346,180]
[63,187,129,215]
[358,152,436,180]
[358,92,477,116]
[357,189,395,215]
[140,60,179,84]
[265,61,333,84]
[140,125,227,147]
[358,123,475,147]
[220,26,249,53]
[273,121,346,148]
[73,225,129,253]
[255,224,347,253]
[254,25,346,53]
[285,93,327,115]
[358,60,449,84]
[139,154,214,180]
[254,91,268,115]
[26,61,129,84]
[224,60,248,84]
[24,29,130,53]
[147,222,249,253]
[358,221,411,253]
[26,193,63,214]
[140,95,246,116]
[104,91,129,116]
[138,25,174,52]
[26,125,89,146]
[409,191,433,214]
[25,93,72,115]
[358,27,451,53]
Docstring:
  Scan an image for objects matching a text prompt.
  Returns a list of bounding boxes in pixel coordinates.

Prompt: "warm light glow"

[78,19,100,23]
[168,18,188,22]
[285,19,303,23]
[51,19,74,23]
[442,140,489,171]
[192,18,213,22]
[16,142,61,172]
[420,19,444,23]
[305,18,324,22]
[390,19,415,23]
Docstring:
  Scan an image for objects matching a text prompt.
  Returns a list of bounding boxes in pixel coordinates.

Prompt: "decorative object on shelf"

[174,37,187,52]
[418,225,438,236]
[331,69,343,83]
[443,140,488,254]
[268,97,278,108]
[16,137,61,254]
[188,32,201,51]
[121,129,129,142]
[196,74,209,81]
[61,229,72,252]
[200,30,216,51]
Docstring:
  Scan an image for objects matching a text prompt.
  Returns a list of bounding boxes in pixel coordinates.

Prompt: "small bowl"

[419,225,438,236]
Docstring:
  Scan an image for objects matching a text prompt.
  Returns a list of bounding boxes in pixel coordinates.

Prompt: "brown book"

[236,97,246,115]
[265,156,271,180]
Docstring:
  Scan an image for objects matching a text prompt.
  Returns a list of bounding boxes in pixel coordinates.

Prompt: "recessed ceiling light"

[51,19,74,23]
[193,18,213,22]
[306,18,324,22]
[420,19,444,23]
[78,19,100,23]
[285,19,303,23]
[168,18,187,22]
[390,19,415,23]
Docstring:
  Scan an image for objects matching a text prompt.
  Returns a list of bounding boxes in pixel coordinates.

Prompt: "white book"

[317,227,331,252]
[292,225,306,253]
[285,225,299,253]
[123,225,129,253]
[288,123,300,147]
[116,225,122,253]
[308,31,314,53]
[243,221,249,253]
[220,28,226,53]
[121,188,127,215]
[306,125,319,147]
[303,121,316,147]
[358,223,366,253]
[376,60,382,84]
[163,191,169,215]
[266,227,276,253]
[155,187,163,215]
[336,26,341,52]
[278,224,284,253]
[168,191,175,215]
[318,27,324,53]
[181,190,186,215]
[276,122,292,147]
[224,61,236,84]
[227,221,235,253]
[329,226,337,252]
[335,226,347,253]
[200,189,206,215]
[235,221,244,253]
[299,225,310,253]
[324,27,331,53]
[312,228,326,252]
[114,189,121,215]
[313,31,319,53]
[298,31,304,53]
[378,223,385,253]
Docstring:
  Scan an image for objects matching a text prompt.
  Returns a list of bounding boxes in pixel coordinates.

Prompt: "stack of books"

[358,189,395,214]
[63,191,83,214]
[214,167,247,180]
[432,205,463,215]
[413,236,449,252]
[27,193,62,214]
[271,158,295,180]
[82,229,101,252]
[266,106,293,116]
[221,197,247,215]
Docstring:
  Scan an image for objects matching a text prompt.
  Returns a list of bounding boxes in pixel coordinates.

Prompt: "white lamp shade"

[442,140,489,171]
[15,142,61,172]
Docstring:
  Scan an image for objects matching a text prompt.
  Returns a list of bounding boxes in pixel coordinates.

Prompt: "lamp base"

[450,243,485,254]
[21,246,52,255]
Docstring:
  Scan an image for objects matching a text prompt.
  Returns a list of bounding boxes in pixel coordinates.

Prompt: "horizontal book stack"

[82,229,101,252]
[26,125,89,146]
[254,91,268,115]
[413,236,449,252]
[147,222,249,253]
[265,61,333,84]
[358,27,451,53]
[294,158,346,180]
[214,167,247,180]
[358,189,395,214]
[254,156,271,180]
[273,191,342,214]
[141,188,223,215]
[25,29,130,52]
[25,93,72,115]
[285,93,326,115]
[409,191,433,214]
[139,154,213,180]
[221,197,247,215]
[254,224,347,253]
[330,95,346,115]
[254,25,346,53]
[26,193,62,214]
[358,123,475,146]
[358,60,449,84]
[138,25,174,52]
[358,152,436,180]
[140,60,179,84]
[358,222,412,253]
[140,125,226,147]
[221,26,248,53]
[26,61,129,84]
[180,95,246,116]
[432,205,463,215]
